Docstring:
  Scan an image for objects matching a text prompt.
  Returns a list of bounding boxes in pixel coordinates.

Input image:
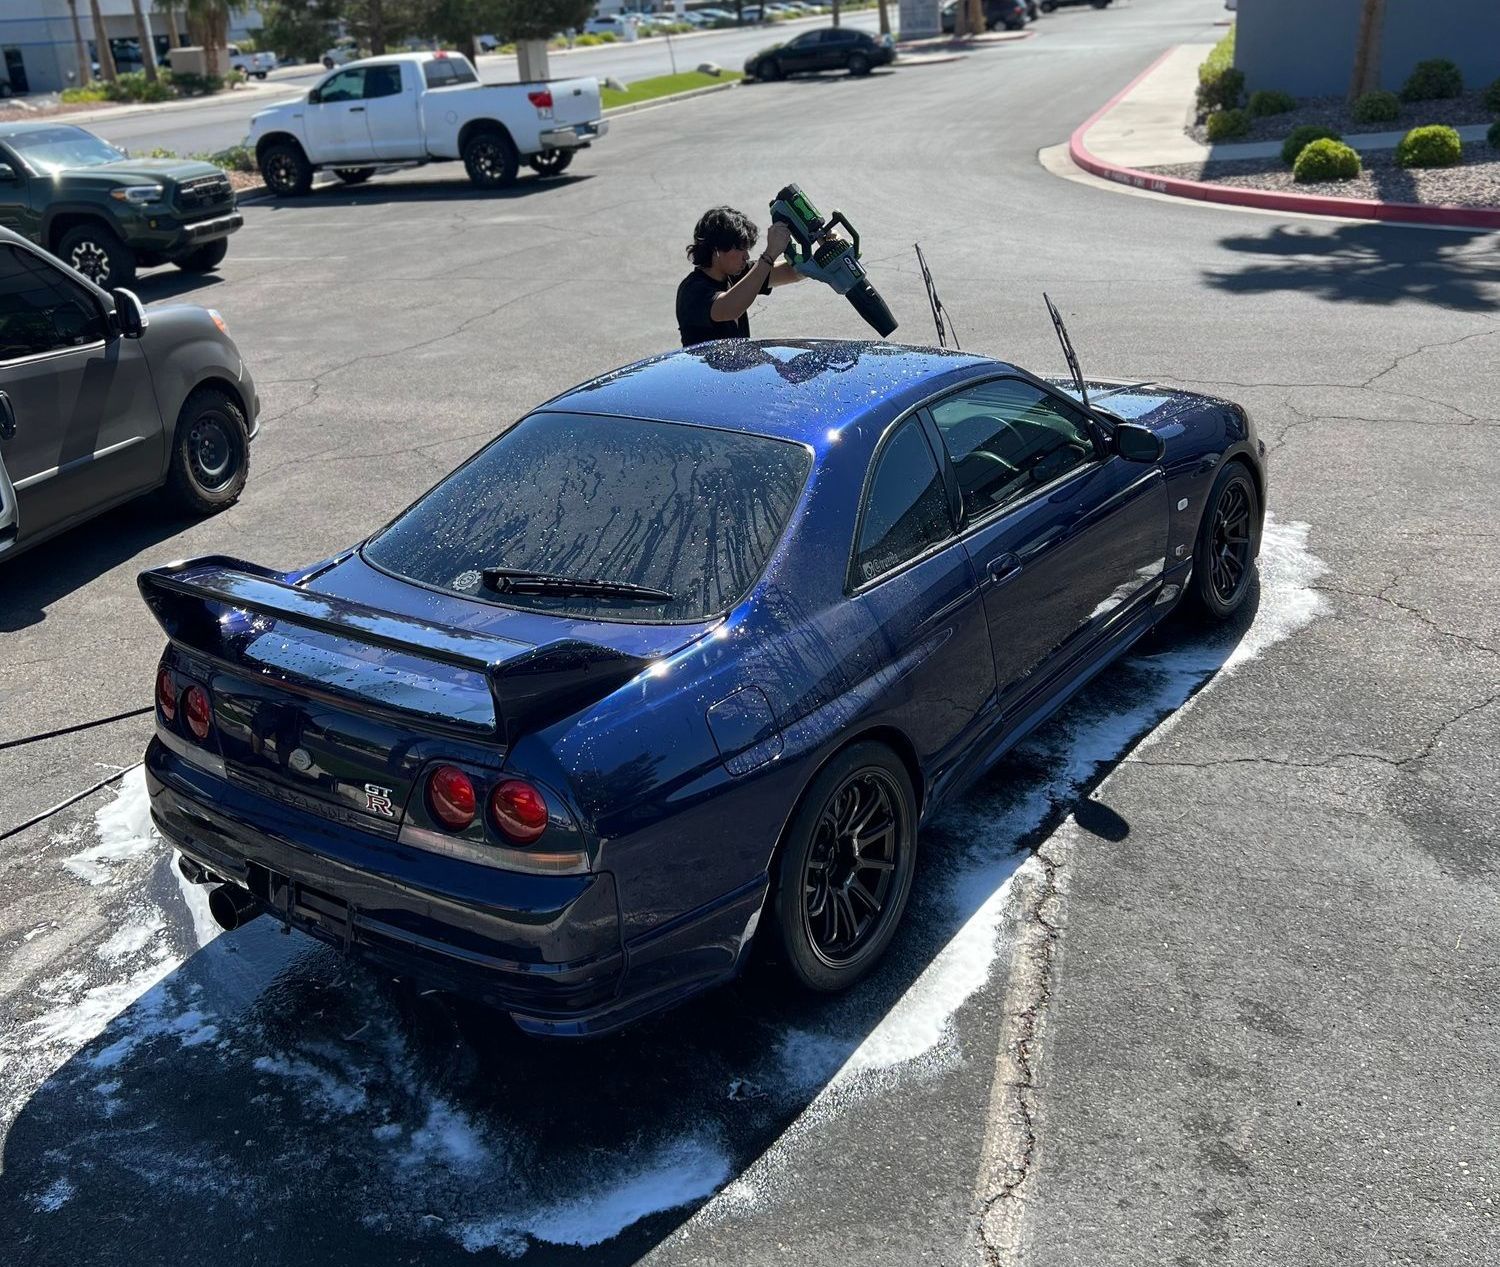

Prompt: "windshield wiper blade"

[480,567,674,603]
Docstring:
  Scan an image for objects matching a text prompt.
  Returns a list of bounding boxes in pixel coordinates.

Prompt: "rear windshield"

[423,57,478,87]
[362,412,812,623]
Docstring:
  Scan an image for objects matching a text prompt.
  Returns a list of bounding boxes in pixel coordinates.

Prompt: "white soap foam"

[97,913,166,962]
[63,767,155,885]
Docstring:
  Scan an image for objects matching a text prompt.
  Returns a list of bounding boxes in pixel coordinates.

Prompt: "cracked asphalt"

[2,0,1498,1262]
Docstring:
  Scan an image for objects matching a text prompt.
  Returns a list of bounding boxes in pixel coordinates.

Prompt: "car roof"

[0,120,92,139]
[539,340,1004,445]
[338,52,463,68]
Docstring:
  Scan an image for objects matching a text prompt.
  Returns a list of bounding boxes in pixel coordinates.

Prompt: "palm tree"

[182,0,230,76]
[89,0,117,81]
[877,0,890,37]
[129,0,160,81]
[1349,0,1386,100]
[153,1,185,50]
[66,0,92,85]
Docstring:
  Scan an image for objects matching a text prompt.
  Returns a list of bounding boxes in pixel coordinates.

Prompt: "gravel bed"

[1186,88,1498,146]
[1147,144,1500,209]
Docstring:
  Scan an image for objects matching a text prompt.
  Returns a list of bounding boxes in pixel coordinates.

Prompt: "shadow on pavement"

[255,171,594,210]
[1202,222,1500,311]
[129,269,226,303]
[0,582,1269,1265]
[0,499,202,634]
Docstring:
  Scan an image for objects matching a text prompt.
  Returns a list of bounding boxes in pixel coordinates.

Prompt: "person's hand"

[764,222,792,260]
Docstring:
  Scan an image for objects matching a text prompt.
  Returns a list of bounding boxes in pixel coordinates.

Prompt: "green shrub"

[600,31,617,42]
[224,68,247,87]
[201,144,256,172]
[1490,119,1500,149]
[60,83,110,103]
[1248,89,1295,118]
[1352,90,1400,124]
[171,71,223,96]
[1206,108,1252,142]
[1293,138,1361,183]
[1396,123,1462,168]
[105,70,175,103]
[1196,28,1241,114]
[1400,58,1462,102]
[575,33,602,45]
[1281,124,1341,166]
[1483,77,1500,114]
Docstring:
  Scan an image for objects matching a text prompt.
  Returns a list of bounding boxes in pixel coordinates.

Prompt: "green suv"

[0,122,242,290]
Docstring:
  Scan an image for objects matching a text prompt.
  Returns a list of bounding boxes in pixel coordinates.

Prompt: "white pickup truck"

[247,52,607,196]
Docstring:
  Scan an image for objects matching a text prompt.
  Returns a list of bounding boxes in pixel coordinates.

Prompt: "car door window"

[318,68,365,102]
[0,244,107,362]
[789,32,820,48]
[363,64,403,98]
[930,378,1097,522]
[853,418,953,586]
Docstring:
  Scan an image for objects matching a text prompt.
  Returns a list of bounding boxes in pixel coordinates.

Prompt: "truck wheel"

[166,386,250,516]
[260,141,313,197]
[463,129,519,190]
[322,57,335,69]
[255,71,268,79]
[527,150,574,177]
[334,167,375,185]
[57,223,136,289]
[175,238,229,274]
[1041,0,1057,9]
[848,53,871,75]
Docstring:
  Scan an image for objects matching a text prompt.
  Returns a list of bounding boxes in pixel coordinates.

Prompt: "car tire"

[760,59,783,81]
[768,742,919,993]
[322,57,335,69]
[255,71,268,79]
[848,53,871,76]
[527,149,574,177]
[1041,0,1057,9]
[260,141,313,197]
[1005,16,1026,29]
[333,167,375,185]
[165,386,250,516]
[463,128,520,190]
[1184,461,1260,623]
[57,223,136,289]
[174,238,229,274]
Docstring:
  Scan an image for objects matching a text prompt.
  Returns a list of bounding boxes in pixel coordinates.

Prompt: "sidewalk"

[1069,44,1500,230]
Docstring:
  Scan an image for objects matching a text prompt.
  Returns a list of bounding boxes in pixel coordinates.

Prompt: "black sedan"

[745,27,896,80]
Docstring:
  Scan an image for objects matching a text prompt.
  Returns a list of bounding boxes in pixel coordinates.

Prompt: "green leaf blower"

[769,184,898,339]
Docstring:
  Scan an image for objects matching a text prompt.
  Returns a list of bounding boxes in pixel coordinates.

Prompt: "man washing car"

[676,206,807,347]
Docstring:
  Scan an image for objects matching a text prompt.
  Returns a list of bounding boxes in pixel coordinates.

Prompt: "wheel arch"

[44,209,117,254]
[164,374,252,452]
[255,131,308,163]
[458,117,518,155]
[1221,448,1266,531]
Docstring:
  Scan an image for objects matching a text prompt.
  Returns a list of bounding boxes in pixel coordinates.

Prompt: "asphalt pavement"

[2,1,1497,1263]
[86,14,884,156]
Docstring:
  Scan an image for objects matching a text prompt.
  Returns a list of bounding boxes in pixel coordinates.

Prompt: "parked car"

[746,26,895,78]
[477,32,501,50]
[321,38,361,69]
[140,339,1263,1035]
[1040,0,1111,9]
[0,122,241,289]
[0,226,257,561]
[583,15,637,35]
[228,44,277,78]
[248,53,607,195]
[942,0,1028,31]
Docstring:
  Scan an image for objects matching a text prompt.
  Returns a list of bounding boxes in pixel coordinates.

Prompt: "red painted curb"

[1068,52,1500,232]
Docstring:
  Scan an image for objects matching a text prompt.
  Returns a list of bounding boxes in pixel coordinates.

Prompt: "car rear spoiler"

[137,556,651,744]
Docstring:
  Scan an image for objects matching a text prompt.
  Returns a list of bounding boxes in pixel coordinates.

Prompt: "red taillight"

[489,779,548,844]
[184,685,212,741]
[527,89,553,110]
[428,765,477,831]
[157,668,177,722]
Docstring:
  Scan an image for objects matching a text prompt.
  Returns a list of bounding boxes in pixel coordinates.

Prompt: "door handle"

[349,105,365,112]
[0,391,15,442]
[987,553,1022,586]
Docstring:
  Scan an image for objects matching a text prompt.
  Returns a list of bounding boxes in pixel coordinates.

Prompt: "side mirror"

[307,87,321,104]
[0,163,17,182]
[111,288,149,339]
[1114,422,1164,464]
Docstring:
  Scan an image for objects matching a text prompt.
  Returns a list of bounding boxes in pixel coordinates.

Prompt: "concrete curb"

[1068,50,1500,232]
[895,27,1035,54]
[603,78,737,116]
[6,81,300,130]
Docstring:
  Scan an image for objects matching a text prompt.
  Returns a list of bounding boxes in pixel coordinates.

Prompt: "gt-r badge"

[363,783,395,817]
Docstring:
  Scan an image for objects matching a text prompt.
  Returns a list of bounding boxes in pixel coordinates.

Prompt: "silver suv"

[0,226,258,561]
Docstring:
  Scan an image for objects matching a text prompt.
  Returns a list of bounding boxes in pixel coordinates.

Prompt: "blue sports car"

[141,340,1264,1036]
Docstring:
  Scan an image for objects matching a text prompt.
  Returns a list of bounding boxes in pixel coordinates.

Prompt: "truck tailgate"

[545,76,604,126]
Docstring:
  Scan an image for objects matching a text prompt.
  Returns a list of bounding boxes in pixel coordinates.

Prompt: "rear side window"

[423,59,455,86]
[363,413,812,623]
[853,418,952,586]
[364,64,403,97]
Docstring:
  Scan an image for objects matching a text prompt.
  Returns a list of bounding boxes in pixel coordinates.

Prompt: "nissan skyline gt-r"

[139,340,1265,1037]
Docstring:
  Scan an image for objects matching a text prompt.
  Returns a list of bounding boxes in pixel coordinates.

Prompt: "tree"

[1348,0,1386,100]
[253,0,339,63]
[877,0,890,37]
[831,0,841,27]
[129,0,161,81]
[342,0,431,55]
[489,0,592,81]
[89,0,117,81]
[155,1,187,48]
[66,0,92,84]
[183,0,231,75]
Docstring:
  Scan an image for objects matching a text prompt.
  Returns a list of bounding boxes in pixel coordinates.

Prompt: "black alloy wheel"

[760,58,783,81]
[1186,462,1260,621]
[528,149,574,177]
[58,223,135,289]
[848,52,871,76]
[261,142,312,196]
[770,742,918,992]
[463,129,520,190]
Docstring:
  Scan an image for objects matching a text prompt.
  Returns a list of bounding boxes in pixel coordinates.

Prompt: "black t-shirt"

[677,266,771,347]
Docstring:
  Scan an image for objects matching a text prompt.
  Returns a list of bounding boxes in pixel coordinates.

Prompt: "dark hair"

[686,206,758,267]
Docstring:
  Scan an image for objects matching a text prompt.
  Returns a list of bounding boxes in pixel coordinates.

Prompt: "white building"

[0,1,262,96]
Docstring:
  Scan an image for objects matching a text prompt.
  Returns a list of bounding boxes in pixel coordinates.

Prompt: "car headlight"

[110,184,164,204]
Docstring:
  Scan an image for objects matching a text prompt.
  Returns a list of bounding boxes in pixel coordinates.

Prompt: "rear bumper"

[539,119,607,150]
[146,738,627,1027]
